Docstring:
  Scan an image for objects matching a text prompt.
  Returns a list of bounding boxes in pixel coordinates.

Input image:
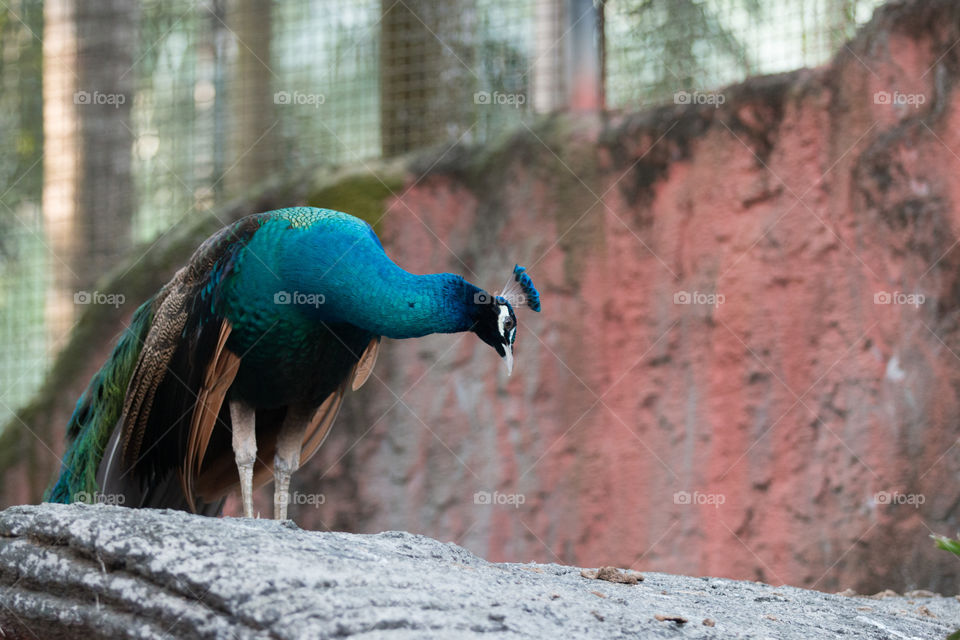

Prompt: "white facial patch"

[496,304,516,375]
[496,305,512,339]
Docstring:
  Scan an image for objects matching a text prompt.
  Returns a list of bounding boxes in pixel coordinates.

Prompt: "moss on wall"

[305,163,406,235]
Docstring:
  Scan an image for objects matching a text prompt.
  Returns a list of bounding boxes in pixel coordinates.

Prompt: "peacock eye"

[503,317,515,332]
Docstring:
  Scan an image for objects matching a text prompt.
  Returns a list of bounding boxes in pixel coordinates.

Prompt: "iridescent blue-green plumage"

[45,299,156,504]
[219,209,482,408]
[46,207,541,513]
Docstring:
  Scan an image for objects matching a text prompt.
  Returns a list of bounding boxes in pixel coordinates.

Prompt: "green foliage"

[933,534,960,557]
[306,169,405,235]
[610,0,762,103]
[607,0,883,107]
[932,535,960,640]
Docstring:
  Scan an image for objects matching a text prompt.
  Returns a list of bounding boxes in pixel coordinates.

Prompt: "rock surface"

[0,504,957,639]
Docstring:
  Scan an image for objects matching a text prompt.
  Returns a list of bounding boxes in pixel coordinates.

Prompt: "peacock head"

[472,265,541,376]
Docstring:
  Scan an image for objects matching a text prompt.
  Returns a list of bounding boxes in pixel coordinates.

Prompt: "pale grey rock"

[0,503,956,639]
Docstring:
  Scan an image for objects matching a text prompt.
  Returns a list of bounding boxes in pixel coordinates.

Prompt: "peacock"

[45,207,540,519]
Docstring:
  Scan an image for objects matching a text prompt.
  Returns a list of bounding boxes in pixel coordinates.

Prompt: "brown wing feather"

[194,382,348,500]
[296,379,349,467]
[117,215,265,465]
[287,337,379,475]
[351,338,380,391]
[297,336,379,466]
[194,337,381,501]
[102,215,265,510]
[180,319,242,512]
[117,275,192,465]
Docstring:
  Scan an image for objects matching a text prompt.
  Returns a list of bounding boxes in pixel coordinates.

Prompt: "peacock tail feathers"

[45,214,262,506]
[45,298,157,504]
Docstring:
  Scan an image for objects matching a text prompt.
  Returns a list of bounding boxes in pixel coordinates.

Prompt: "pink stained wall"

[293,1,960,594]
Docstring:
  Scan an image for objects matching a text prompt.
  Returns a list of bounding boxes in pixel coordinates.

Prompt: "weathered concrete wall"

[287,0,960,594]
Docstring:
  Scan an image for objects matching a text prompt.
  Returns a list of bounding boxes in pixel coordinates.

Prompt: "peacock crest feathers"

[499,264,541,312]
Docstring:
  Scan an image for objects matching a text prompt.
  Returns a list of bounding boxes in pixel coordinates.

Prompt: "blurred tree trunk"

[211,0,229,203]
[42,0,77,346]
[74,1,138,287]
[533,0,604,113]
[225,0,276,196]
[565,0,604,111]
[43,0,137,340]
[380,0,476,157]
[533,0,565,113]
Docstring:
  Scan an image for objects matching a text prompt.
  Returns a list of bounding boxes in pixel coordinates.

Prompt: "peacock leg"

[229,399,257,518]
[273,405,311,520]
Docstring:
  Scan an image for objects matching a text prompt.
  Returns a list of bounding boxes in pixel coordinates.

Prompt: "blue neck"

[333,270,483,339]
[276,235,485,339]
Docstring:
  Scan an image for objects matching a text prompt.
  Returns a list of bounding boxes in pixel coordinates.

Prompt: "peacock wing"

[351,337,380,391]
[193,336,382,499]
[98,269,195,497]
[98,215,264,512]
[275,336,379,480]
[180,319,242,512]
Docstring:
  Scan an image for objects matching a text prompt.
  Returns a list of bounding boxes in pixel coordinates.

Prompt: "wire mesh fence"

[0,0,885,428]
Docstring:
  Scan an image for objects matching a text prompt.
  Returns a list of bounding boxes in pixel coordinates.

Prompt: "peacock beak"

[503,344,514,376]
